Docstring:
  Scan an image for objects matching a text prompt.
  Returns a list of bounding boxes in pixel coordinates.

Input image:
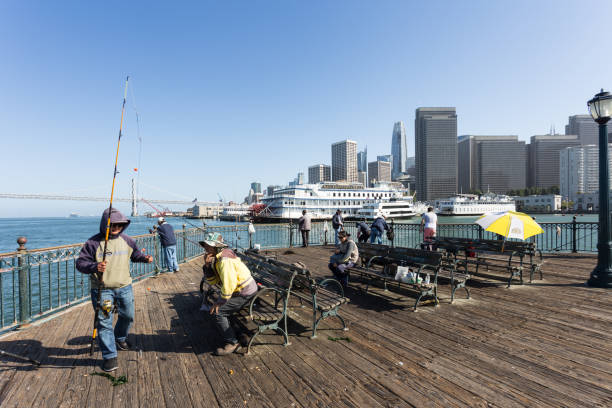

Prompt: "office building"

[458,135,526,194]
[415,107,458,201]
[368,160,391,186]
[331,139,358,182]
[357,148,368,172]
[560,144,612,202]
[565,115,599,146]
[391,121,407,180]
[358,171,367,187]
[528,135,579,188]
[250,182,261,194]
[308,164,331,184]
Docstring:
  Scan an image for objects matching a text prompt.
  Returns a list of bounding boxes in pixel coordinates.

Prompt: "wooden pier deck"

[0,247,610,407]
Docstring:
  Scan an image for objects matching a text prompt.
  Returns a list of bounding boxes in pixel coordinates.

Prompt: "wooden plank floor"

[0,247,610,407]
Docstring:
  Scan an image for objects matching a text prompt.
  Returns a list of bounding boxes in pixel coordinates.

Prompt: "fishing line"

[129,81,142,215]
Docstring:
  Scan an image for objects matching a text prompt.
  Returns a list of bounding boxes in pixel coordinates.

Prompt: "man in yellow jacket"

[200,232,257,356]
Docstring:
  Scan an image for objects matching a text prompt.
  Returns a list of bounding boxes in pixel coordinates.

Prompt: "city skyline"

[1,1,611,216]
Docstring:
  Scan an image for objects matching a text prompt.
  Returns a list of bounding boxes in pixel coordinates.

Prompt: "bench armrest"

[318,278,345,297]
[248,286,286,319]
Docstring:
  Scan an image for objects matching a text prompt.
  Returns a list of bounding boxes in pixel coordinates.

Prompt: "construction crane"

[140,198,171,217]
[217,193,225,204]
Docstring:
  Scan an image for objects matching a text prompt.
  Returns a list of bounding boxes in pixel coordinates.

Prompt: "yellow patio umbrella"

[475,211,543,240]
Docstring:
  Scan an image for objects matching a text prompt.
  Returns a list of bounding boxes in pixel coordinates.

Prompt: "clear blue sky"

[0,0,610,217]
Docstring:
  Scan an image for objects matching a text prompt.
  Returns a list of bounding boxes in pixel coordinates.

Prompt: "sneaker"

[214,342,240,356]
[116,340,131,351]
[102,357,118,372]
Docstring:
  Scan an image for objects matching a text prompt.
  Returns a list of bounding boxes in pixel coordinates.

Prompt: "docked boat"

[219,204,251,222]
[356,198,426,220]
[253,181,409,222]
[435,193,515,215]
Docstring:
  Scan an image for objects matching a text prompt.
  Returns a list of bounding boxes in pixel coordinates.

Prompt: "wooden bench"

[238,251,349,341]
[347,244,444,311]
[387,246,470,303]
[201,255,294,354]
[433,237,543,287]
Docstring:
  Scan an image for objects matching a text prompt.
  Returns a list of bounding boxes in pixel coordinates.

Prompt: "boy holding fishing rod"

[77,208,152,372]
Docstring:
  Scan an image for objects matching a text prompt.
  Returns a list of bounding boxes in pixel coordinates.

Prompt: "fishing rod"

[0,349,40,366]
[90,76,129,356]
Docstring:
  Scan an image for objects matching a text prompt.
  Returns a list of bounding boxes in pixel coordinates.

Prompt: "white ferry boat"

[435,193,515,215]
[219,204,251,221]
[356,198,426,220]
[255,182,408,221]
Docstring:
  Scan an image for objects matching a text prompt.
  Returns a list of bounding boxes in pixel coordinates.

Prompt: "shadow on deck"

[0,247,610,407]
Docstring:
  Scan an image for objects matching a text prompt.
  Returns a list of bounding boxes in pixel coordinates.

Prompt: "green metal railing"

[0,219,598,333]
[0,227,207,332]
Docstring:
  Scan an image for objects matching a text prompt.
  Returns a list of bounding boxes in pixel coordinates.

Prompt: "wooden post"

[17,237,31,328]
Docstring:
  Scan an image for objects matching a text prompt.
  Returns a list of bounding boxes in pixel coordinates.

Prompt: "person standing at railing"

[298,210,312,247]
[357,219,371,243]
[157,217,179,273]
[420,207,438,250]
[76,208,153,372]
[370,215,389,244]
[332,209,344,245]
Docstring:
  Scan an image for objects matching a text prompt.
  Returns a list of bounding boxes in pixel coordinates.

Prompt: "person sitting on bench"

[200,233,258,356]
[328,230,359,289]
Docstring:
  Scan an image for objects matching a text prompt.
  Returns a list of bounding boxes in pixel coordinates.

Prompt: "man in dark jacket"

[76,208,152,372]
[356,220,371,243]
[370,215,389,244]
[157,217,179,273]
[331,209,343,245]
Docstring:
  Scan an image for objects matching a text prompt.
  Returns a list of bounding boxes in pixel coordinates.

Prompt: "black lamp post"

[587,89,612,288]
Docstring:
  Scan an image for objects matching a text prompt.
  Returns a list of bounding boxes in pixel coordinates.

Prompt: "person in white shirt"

[420,207,438,247]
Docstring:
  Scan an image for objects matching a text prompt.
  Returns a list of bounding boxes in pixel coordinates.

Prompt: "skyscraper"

[528,134,580,188]
[458,135,526,194]
[357,148,368,172]
[565,115,598,145]
[560,144,612,202]
[250,182,262,194]
[391,121,407,180]
[308,164,331,183]
[368,160,391,186]
[331,140,358,182]
[415,107,458,201]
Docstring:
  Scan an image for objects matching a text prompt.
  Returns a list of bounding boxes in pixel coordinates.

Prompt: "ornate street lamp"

[587,89,612,288]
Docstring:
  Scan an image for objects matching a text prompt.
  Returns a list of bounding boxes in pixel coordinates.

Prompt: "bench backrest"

[356,242,390,260]
[237,252,297,290]
[387,246,442,268]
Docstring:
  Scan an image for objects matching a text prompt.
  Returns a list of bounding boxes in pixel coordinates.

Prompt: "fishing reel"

[101,299,114,318]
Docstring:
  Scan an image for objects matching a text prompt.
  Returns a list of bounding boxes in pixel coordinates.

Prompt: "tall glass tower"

[391,121,407,180]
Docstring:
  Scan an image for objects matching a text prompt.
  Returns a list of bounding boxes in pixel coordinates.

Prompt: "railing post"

[17,237,31,328]
[572,216,577,253]
[182,224,187,261]
[154,234,161,274]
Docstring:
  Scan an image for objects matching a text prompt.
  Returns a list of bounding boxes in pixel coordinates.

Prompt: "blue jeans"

[90,284,135,360]
[370,228,382,244]
[334,228,340,245]
[162,245,179,272]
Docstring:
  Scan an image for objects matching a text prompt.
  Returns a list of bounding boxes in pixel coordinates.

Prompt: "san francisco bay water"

[0,213,597,254]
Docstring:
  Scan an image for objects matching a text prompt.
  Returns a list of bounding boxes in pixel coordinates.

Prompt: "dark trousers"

[213,295,251,345]
[301,230,310,247]
[328,262,355,288]
[358,232,370,243]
